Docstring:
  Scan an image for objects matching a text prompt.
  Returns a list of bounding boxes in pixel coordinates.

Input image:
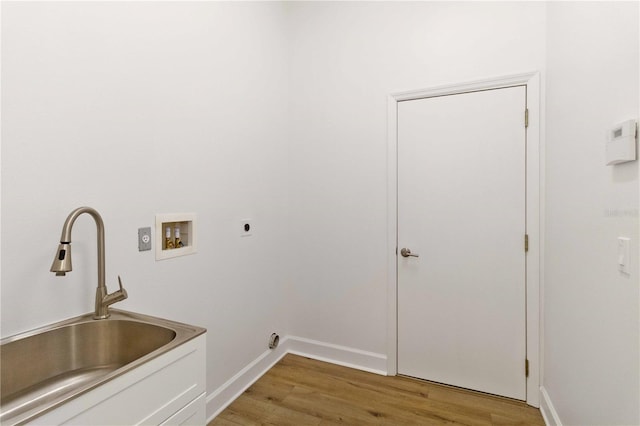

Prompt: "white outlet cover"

[138,227,152,251]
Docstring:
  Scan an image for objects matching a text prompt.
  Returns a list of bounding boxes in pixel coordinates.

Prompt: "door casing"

[386,72,542,407]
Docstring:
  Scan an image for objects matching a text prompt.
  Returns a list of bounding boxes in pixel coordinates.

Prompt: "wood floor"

[209,354,545,426]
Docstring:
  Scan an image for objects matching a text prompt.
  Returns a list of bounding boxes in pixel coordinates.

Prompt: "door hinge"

[525,359,530,377]
[525,108,529,128]
[524,234,529,252]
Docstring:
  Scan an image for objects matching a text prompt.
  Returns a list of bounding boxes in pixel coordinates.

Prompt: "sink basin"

[0,309,205,425]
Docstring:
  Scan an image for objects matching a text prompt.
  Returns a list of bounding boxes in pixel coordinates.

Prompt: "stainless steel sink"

[0,309,206,425]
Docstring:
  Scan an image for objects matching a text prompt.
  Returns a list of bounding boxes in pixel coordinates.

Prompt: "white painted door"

[397,86,527,400]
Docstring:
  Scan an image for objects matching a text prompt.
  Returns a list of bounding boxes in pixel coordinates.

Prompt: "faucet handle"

[117,275,128,298]
[97,275,128,319]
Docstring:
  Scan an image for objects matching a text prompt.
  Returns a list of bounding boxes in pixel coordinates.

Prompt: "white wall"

[4,2,639,425]
[544,2,639,425]
[1,0,290,407]
[286,1,546,355]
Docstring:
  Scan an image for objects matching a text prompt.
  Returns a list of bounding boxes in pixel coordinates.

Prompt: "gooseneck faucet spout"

[50,207,127,319]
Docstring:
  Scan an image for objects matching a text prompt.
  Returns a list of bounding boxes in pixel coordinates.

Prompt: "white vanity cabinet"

[31,334,206,426]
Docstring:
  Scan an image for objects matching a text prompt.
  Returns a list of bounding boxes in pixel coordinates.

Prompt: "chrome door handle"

[400,248,419,258]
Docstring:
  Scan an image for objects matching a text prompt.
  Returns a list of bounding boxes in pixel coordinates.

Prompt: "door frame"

[386,72,542,407]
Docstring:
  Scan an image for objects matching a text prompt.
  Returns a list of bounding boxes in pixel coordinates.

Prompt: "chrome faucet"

[50,207,128,319]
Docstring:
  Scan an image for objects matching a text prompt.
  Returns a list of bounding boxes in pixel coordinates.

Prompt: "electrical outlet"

[138,227,152,251]
[241,219,253,237]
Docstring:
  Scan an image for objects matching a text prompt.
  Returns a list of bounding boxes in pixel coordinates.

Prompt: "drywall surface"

[544,2,639,424]
[5,3,638,424]
[1,1,290,408]
[286,1,546,355]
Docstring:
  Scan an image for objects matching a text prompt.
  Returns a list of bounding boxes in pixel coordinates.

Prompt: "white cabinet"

[32,334,206,426]
[160,394,205,426]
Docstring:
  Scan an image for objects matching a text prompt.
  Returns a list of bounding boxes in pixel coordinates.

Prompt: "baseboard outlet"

[205,337,290,423]
[540,386,563,426]
[205,335,388,422]
[287,335,388,376]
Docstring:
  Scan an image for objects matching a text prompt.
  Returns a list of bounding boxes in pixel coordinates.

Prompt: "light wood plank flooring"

[209,354,545,426]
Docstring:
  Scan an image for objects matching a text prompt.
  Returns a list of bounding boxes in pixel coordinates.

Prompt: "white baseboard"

[205,335,388,423]
[540,386,563,426]
[205,337,290,422]
[286,335,388,376]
